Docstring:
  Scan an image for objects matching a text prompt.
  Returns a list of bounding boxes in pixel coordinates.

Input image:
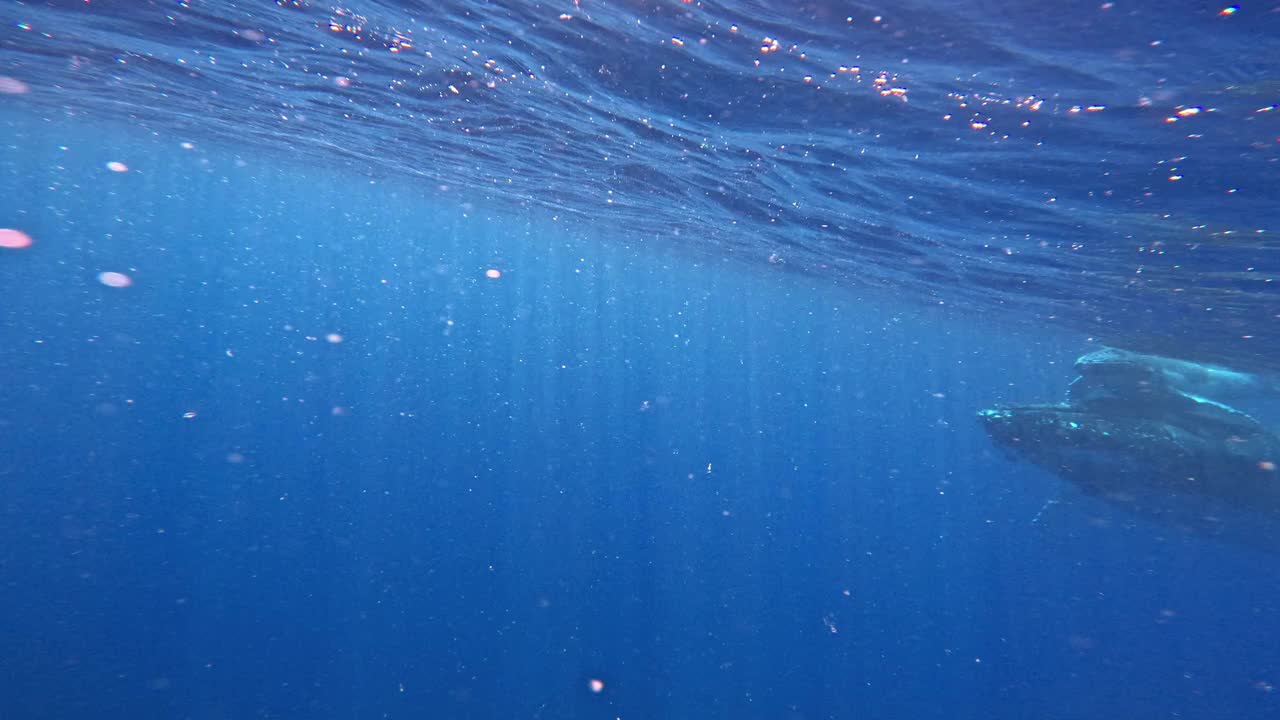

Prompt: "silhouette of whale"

[979,348,1280,549]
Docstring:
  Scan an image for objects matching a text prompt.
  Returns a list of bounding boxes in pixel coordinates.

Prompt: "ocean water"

[1,1,1278,719]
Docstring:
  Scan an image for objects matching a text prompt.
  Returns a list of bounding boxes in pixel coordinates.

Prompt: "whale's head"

[977,404,1201,491]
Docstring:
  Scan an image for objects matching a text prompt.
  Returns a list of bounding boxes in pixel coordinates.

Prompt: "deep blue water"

[2,1,1279,719]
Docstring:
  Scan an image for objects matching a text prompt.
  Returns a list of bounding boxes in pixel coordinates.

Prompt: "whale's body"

[979,348,1280,550]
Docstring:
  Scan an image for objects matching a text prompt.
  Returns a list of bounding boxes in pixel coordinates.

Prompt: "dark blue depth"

[0,121,1277,720]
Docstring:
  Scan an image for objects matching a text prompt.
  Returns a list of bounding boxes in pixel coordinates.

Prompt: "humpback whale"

[979,348,1280,549]
[1066,346,1267,405]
